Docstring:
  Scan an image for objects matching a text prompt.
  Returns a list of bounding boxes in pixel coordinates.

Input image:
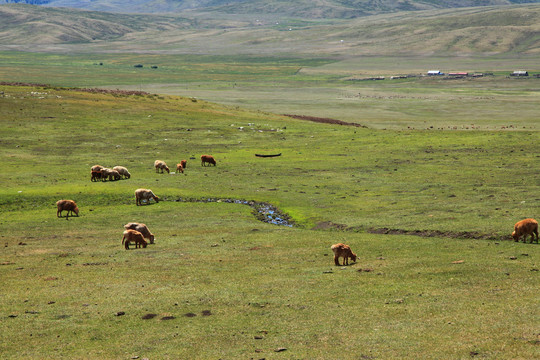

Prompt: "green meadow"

[0,84,538,359]
[1,50,540,131]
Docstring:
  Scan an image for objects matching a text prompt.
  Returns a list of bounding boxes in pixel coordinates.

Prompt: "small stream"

[172,197,294,227]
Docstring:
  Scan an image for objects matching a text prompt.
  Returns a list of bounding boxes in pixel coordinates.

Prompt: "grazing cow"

[56,200,79,219]
[201,155,216,166]
[135,188,159,206]
[124,222,155,244]
[512,218,539,243]
[331,243,357,266]
[176,163,184,173]
[154,160,170,174]
[122,229,148,250]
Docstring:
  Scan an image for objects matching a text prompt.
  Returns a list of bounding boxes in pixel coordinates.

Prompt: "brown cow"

[512,218,539,243]
[176,163,184,173]
[201,155,216,166]
[331,243,357,266]
[122,229,148,250]
[56,200,79,219]
[180,160,187,169]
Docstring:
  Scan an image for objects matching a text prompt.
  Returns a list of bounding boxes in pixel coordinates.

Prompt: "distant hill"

[1,3,539,57]
[1,0,540,17]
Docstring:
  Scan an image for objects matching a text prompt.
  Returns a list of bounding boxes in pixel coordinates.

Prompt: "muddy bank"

[169,198,510,241]
[173,197,294,227]
[312,221,509,241]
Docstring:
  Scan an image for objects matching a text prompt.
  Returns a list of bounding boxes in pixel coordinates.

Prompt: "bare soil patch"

[283,114,368,128]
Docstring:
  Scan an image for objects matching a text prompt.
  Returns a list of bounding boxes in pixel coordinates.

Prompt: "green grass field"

[0,84,538,359]
[1,50,540,130]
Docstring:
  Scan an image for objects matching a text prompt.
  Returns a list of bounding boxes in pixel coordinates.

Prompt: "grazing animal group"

[66,155,536,254]
[122,229,148,250]
[90,164,130,182]
[121,223,155,250]
[176,159,187,173]
[124,222,155,244]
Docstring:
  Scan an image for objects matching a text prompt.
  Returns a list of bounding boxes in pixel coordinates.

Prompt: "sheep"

[91,170,102,182]
[113,166,131,179]
[56,200,79,219]
[135,188,160,206]
[101,168,121,181]
[124,222,155,244]
[122,229,148,250]
[176,163,184,173]
[331,243,357,266]
[91,165,104,172]
[512,218,539,243]
[201,155,216,166]
[154,160,170,173]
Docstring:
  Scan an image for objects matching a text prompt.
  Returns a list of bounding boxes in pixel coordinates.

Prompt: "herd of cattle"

[55,154,538,261]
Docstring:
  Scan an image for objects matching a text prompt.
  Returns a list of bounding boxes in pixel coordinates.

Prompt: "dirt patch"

[312,221,508,241]
[283,114,367,128]
[367,227,508,241]
[312,221,349,231]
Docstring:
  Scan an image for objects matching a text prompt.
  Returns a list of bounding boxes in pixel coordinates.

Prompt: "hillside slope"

[1,3,539,56]
[2,0,540,16]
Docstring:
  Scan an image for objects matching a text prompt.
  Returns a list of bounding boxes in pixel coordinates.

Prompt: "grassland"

[0,84,539,359]
[1,50,540,130]
[0,3,539,358]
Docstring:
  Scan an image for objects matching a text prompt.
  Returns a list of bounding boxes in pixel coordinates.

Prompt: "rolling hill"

[1,3,539,57]
[2,0,540,17]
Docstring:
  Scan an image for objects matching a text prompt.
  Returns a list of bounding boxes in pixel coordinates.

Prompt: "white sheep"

[135,188,160,206]
[154,160,170,174]
[113,166,131,179]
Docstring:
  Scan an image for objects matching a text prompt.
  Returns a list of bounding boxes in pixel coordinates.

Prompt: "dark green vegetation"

[1,85,539,359]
